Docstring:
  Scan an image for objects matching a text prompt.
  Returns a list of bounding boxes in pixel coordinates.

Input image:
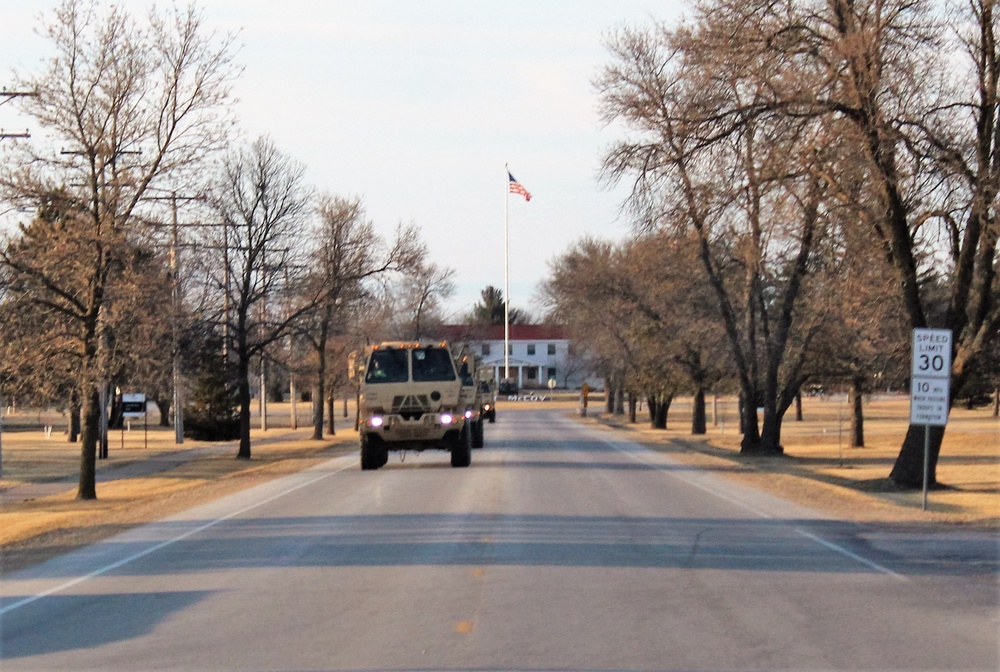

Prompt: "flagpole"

[503,163,510,382]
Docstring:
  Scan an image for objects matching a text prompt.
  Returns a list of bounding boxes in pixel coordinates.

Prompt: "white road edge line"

[795,528,908,582]
[0,458,357,616]
[601,433,910,583]
[603,436,776,518]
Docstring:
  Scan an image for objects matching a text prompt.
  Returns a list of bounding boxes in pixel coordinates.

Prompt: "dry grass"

[572,393,999,527]
[0,404,358,573]
[0,394,996,574]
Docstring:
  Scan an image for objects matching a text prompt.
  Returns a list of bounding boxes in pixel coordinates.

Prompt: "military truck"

[349,341,477,469]
[452,344,490,448]
[479,377,497,423]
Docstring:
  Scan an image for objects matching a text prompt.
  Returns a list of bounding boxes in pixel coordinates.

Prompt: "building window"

[547,367,557,380]
[527,344,536,356]
[547,343,556,355]
[482,343,490,356]
[526,366,538,380]
[508,343,513,355]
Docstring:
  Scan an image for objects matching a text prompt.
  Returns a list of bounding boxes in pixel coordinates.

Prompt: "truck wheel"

[472,419,484,448]
[451,423,472,467]
[488,409,496,423]
[361,434,385,470]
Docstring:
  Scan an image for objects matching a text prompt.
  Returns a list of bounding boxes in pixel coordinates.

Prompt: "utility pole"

[170,193,184,443]
[142,191,206,444]
[0,88,38,140]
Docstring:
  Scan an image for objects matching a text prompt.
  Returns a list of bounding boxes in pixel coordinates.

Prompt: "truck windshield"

[412,347,456,382]
[365,349,409,383]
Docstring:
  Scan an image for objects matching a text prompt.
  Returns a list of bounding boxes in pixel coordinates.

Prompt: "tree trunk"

[237,352,252,460]
[757,407,784,455]
[628,392,637,423]
[691,387,706,435]
[312,379,325,441]
[312,378,326,441]
[993,386,999,418]
[849,375,865,448]
[605,376,615,414]
[738,391,746,433]
[108,390,124,430]
[327,391,335,435]
[651,394,671,429]
[890,424,945,488]
[614,377,626,416]
[312,325,327,440]
[154,396,171,428]
[795,392,803,421]
[67,395,80,443]
[77,385,100,500]
[738,385,762,453]
[752,363,785,455]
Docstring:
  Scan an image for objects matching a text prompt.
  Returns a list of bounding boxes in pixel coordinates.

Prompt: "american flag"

[508,171,532,201]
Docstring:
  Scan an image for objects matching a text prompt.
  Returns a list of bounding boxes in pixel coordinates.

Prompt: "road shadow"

[0,591,210,658]
[14,513,997,581]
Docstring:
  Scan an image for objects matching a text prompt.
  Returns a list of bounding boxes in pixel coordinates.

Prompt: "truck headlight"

[464,409,473,419]
[439,413,454,425]
[368,416,384,428]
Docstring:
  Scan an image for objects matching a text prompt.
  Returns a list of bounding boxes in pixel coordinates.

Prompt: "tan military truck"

[349,341,474,469]
[452,344,490,448]
[479,376,497,424]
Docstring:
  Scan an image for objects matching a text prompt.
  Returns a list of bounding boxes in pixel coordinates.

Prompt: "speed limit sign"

[910,329,952,426]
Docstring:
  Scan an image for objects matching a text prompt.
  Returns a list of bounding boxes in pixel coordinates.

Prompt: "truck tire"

[451,423,472,467]
[360,434,386,470]
[472,419,484,448]
[488,409,496,423]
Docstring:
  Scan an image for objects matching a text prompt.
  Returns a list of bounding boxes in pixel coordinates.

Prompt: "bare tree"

[391,260,456,340]
[714,0,998,484]
[598,22,833,453]
[542,236,648,419]
[0,0,238,499]
[879,0,1000,485]
[544,231,730,432]
[209,136,313,459]
[301,195,418,440]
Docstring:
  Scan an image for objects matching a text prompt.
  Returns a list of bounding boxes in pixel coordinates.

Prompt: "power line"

[0,88,38,140]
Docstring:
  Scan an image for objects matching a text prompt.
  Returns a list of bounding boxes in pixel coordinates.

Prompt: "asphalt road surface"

[2,408,997,671]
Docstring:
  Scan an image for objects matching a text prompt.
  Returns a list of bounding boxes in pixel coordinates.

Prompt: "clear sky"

[1,1,685,321]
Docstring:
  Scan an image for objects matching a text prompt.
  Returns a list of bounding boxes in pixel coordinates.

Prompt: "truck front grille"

[391,394,432,420]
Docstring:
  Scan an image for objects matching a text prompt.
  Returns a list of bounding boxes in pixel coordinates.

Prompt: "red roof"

[437,324,568,342]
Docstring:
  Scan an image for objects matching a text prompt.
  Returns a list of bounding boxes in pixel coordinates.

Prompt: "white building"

[438,324,583,390]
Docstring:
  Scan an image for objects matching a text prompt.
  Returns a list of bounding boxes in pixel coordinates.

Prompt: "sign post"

[910,329,952,510]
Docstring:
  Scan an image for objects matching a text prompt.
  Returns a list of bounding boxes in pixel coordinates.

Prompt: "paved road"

[1,408,997,671]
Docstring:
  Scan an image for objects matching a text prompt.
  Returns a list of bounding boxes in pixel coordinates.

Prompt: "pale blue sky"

[1,1,685,319]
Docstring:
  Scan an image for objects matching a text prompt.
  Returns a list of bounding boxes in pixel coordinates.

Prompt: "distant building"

[437,324,584,390]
